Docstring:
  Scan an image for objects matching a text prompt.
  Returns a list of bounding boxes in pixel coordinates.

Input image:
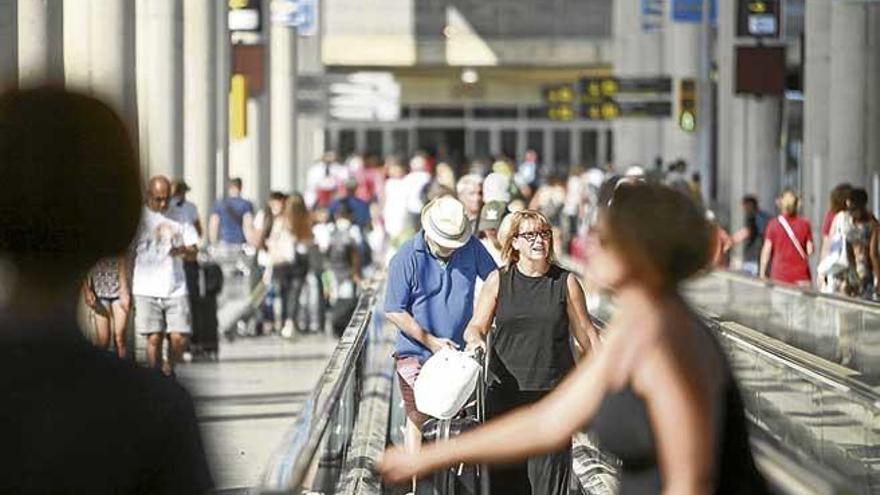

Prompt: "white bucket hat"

[421,196,473,249]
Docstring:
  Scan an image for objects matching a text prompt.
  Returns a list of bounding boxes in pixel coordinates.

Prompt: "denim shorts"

[134,295,192,335]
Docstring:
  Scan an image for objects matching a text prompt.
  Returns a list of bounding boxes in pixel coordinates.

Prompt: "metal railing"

[561,257,873,494]
[687,270,880,381]
[259,280,386,494]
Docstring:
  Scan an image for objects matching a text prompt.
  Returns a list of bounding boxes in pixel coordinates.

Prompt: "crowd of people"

[6,83,875,493]
[376,173,768,493]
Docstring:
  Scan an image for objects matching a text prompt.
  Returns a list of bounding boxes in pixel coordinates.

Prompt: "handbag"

[818,214,850,277]
[414,348,481,420]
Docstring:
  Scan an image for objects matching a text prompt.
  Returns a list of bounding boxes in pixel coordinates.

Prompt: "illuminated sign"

[544,77,674,121]
[678,79,697,131]
[737,0,781,38]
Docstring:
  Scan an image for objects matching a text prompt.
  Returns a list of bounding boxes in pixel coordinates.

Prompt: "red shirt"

[765,214,813,284]
[821,209,836,237]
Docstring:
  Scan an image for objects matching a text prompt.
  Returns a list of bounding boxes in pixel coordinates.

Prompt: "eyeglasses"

[517,230,552,243]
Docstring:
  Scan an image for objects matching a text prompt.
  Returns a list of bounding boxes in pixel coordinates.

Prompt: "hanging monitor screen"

[735,46,785,96]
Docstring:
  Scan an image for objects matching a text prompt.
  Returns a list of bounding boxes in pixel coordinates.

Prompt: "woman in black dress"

[381,183,767,494]
[462,209,601,495]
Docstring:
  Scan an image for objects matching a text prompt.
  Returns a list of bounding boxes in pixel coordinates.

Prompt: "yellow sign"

[748,1,767,13]
[548,105,575,121]
[230,74,247,139]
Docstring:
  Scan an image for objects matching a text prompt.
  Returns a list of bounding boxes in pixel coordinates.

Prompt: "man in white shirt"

[305,151,349,209]
[170,180,202,238]
[133,176,200,376]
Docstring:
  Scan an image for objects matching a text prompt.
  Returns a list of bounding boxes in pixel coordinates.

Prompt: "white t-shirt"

[304,161,350,208]
[402,170,431,214]
[382,177,409,237]
[132,208,200,298]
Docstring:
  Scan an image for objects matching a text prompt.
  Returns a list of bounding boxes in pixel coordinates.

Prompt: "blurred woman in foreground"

[380,183,766,494]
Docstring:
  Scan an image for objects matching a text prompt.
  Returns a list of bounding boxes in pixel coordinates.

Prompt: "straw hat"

[421,196,473,249]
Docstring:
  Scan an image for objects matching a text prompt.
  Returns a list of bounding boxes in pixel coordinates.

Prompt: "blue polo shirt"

[385,231,497,363]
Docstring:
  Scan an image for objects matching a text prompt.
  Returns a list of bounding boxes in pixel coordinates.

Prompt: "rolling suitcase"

[418,349,490,495]
[188,260,223,358]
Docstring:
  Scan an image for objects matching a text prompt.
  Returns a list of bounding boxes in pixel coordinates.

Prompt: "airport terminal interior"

[2,0,880,493]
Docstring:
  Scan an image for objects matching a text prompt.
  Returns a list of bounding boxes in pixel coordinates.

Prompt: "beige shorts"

[134,295,192,335]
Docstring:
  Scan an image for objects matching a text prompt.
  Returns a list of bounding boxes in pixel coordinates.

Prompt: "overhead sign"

[229,0,263,45]
[671,0,717,24]
[737,0,781,38]
[580,77,673,99]
[329,72,400,122]
[270,0,319,36]
[641,0,665,32]
[543,77,674,121]
[543,85,576,104]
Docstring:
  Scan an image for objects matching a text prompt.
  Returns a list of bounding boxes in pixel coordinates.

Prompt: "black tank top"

[490,264,575,391]
[589,320,768,494]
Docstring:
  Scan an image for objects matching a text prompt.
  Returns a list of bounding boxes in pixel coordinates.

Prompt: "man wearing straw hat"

[384,195,497,476]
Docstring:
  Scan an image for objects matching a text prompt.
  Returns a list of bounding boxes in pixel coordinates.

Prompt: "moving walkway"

[255,270,877,494]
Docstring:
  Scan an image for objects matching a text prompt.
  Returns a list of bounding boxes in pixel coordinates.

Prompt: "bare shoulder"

[484,269,500,286]
[631,318,724,403]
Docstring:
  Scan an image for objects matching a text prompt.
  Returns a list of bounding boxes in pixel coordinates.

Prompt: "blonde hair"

[500,210,556,266]
[778,190,799,215]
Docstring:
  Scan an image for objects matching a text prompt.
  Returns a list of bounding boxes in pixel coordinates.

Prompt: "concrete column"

[715,0,736,221]
[18,0,64,86]
[612,0,665,170]
[183,0,217,227]
[718,0,781,236]
[663,10,700,171]
[802,0,832,228]
[270,14,298,193]
[62,1,90,90]
[827,2,868,189]
[89,0,137,127]
[868,6,880,193]
[0,0,17,90]
[291,0,327,189]
[136,0,183,179]
[215,1,230,200]
[63,1,136,128]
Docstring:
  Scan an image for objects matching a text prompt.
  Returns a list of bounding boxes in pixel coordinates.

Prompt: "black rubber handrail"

[259,282,378,493]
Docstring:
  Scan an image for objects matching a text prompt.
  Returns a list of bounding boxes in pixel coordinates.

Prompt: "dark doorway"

[417,128,465,171]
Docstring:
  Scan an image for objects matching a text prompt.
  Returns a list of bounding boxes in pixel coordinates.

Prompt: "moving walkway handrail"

[560,257,873,494]
[708,269,880,314]
[706,315,880,409]
[259,283,378,493]
[564,254,880,406]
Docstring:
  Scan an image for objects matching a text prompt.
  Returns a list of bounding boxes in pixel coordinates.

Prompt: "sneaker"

[281,320,296,339]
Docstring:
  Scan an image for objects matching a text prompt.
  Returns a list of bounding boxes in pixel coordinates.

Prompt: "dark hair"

[597,175,623,208]
[269,191,287,202]
[0,87,142,283]
[830,183,852,213]
[334,201,353,220]
[0,88,142,283]
[848,188,869,211]
[742,195,758,208]
[228,177,243,190]
[603,183,711,290]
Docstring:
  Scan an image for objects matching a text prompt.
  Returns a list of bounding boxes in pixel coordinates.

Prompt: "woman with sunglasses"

[382,184,766,494]
[461,209,601,495]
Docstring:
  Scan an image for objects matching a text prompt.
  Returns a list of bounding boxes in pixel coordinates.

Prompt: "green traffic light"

[679,110,696,132]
